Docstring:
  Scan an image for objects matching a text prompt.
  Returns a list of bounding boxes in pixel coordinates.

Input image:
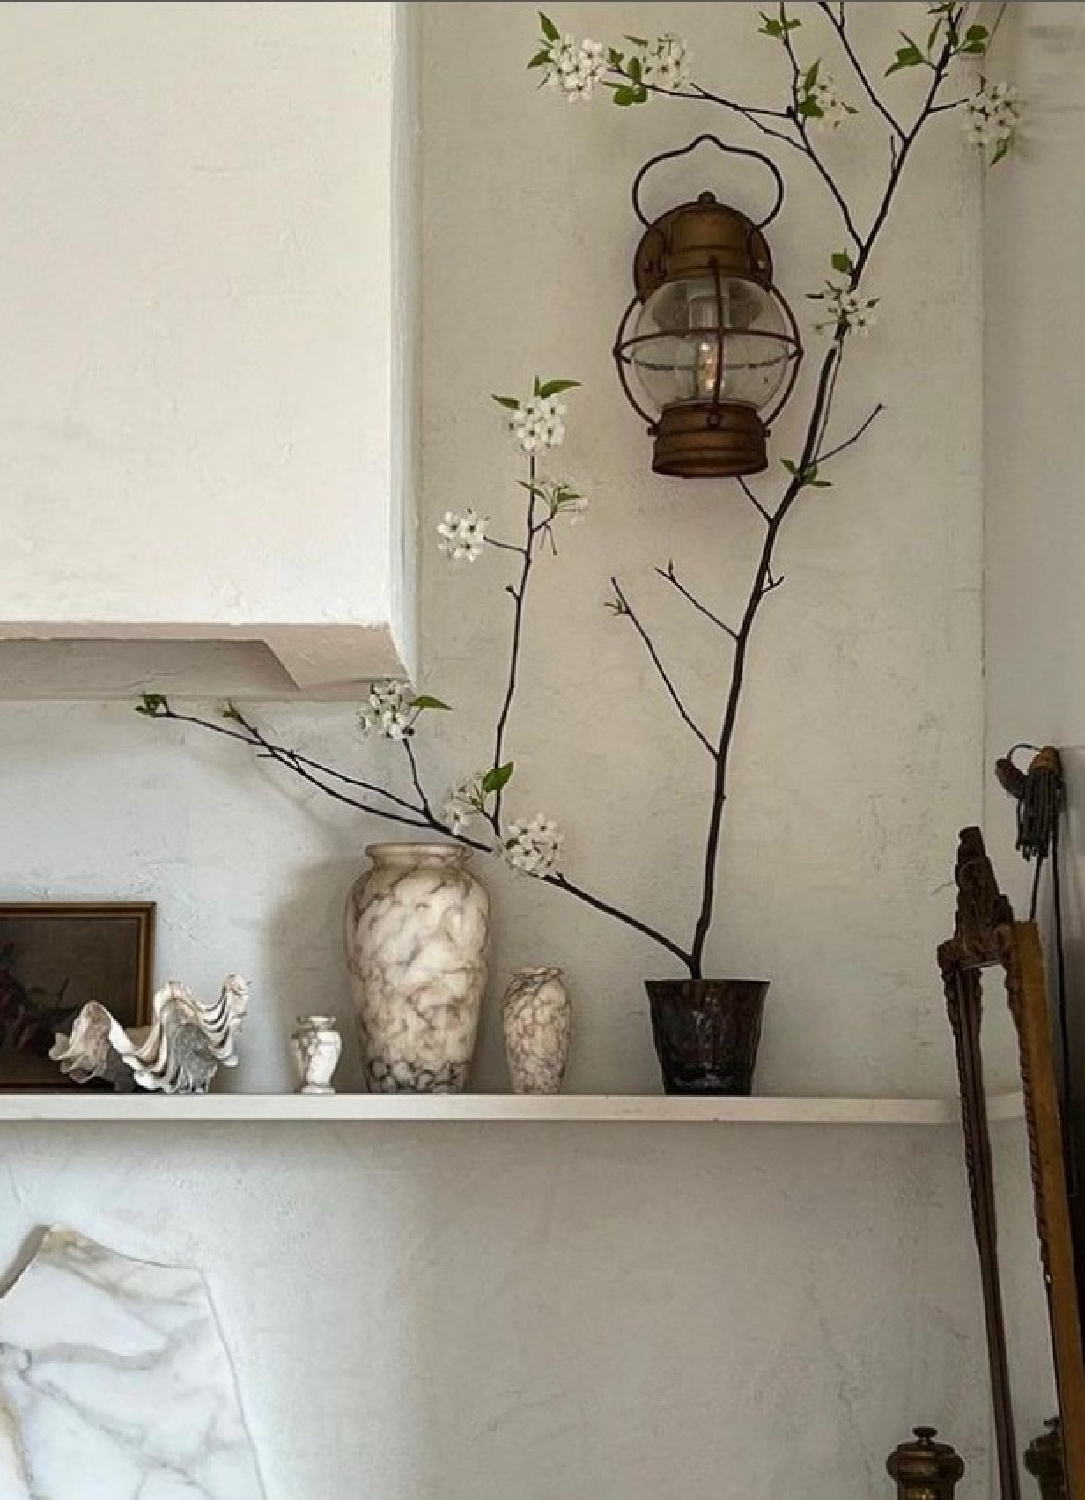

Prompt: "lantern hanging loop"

[631,134,786,233]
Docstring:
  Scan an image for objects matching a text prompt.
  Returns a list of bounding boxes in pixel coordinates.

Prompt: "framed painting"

[0,903,155,1089]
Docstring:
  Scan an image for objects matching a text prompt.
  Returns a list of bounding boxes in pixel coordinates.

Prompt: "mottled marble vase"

[503,967,571,1094]
[346,843,489,1093]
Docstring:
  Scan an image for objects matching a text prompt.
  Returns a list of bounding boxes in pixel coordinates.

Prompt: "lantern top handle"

[631,134,786,233]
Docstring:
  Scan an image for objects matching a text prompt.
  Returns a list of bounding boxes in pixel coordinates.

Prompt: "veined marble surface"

[346,843,489,1093]
[0,1227,265,1499]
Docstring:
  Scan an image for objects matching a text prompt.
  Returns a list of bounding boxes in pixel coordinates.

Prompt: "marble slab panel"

[0,1227,265,1499]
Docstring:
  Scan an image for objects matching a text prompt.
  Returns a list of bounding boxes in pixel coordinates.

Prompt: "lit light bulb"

[688,285,727,401]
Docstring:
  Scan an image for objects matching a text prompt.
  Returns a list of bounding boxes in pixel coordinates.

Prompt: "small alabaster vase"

[290,1014,342,1096]
[503,967,571,1095]
[345,844,489,1094]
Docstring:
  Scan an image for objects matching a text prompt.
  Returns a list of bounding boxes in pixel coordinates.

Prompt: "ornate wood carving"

[939,827,1085,1500]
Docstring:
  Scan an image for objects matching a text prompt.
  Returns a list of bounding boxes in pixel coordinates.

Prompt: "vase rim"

[296,1014,337,1028]
[365,841,471,865]
[511,965,564,979]
[645,977,770,990]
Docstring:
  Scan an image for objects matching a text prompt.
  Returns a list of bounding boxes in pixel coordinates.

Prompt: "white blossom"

[510,395,567,453]
[545,33,606,102]
[814,282,879,337]
[359,679,415,741]
[641,34,691,92]
[964,80,1019,156]
[438,508,487,562]
[504,816,564,877]
[801,71,853,131]
[444,773,487,835]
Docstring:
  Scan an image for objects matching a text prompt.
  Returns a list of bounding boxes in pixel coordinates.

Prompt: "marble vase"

[290,1014,342,1094]
[345,843,489,1093]
[503,966,571,1094]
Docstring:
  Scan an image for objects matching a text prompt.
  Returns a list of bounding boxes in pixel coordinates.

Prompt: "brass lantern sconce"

[613,135,802,479]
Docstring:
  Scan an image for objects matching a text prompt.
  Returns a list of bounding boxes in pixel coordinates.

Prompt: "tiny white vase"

[290,1014,342,1095]
[503,967,571,1095]
[345,843,489,1094]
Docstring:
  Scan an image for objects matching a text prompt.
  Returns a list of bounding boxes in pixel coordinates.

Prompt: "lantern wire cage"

[613,135,803,478]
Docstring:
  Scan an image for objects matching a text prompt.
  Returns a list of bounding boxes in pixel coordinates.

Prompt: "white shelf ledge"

[0,1092,1023,1125]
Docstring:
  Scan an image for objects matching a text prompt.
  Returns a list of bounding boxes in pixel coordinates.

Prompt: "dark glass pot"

[645,978,768,1096]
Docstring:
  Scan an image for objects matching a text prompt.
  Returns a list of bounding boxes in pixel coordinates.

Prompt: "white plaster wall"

[0,4,990,1495]
[0,1126,985,1499]
[0,1,401,632]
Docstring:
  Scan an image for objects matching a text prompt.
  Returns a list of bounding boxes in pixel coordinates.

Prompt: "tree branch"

[780,14,864,250]
[816,402,885,465]
[656,562,738,640]
[816,1,905,137]
[610,577,716,756]
[404,739,434,819]
[737,477,772,523]
[490,453,538,828]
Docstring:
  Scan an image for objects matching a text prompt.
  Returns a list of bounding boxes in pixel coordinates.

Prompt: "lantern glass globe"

[630,273,792,414]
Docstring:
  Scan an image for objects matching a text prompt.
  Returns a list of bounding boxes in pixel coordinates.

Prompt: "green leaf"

[758,13,783,38]
[886,42,924,75]
[964,23,988,44]
[533,374,541,396]
[539,12,559,42]
[135,692,168,717]
[926,20,941,53]
[804,59,820,91]
[527,48,551,69]
[991,137,1011,165]
[222,701,243,722]
[781,459,798,474]
[612,85,636,106]
[607,46,624,69]
[411,694,451,712]
[831,251,853,276]
[481,762,515,795]
[624,33,648,47]
[492,394,520,410]
[798,96,823,118]
[537,378,580,398]
[626,54,643,83]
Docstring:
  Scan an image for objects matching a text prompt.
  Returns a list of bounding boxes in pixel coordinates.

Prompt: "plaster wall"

[0,4,988,1496]
[0,1,404,634]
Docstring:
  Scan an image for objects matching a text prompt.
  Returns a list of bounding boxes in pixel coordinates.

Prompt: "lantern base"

[652,402,768,479]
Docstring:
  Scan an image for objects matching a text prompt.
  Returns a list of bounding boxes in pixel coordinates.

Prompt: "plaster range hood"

[0,1,418,700]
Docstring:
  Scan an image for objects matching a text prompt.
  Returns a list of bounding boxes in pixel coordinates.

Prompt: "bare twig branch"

[404,739,433,819]
[656,561,738,640]
[816,402,885,465]
[737,477,772,523]
[780,13,864,249]
[610,577,716,756]
[816,1,906,137]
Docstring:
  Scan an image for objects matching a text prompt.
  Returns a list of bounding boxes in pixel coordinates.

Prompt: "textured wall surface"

[0,1126,986,1499]
[0,2,400,630]
[0,4,990,1496]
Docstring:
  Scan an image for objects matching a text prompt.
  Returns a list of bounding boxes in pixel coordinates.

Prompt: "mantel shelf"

[0,1092,1025,1125]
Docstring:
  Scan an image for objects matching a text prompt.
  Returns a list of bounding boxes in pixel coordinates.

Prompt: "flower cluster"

[812,282,879,337]
[640,34,691,92]
[444,774,487,835]
[504,816,564,877]
[511,394,567,453]
[802,71,854,131]
[543,32,606,102]
[438,509,487,562]
[964,81,1019,161]
[795,62,855,131]
[359,680,416,741]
